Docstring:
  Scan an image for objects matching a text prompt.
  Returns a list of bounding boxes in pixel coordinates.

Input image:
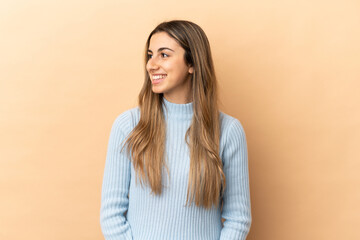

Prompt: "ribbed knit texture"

[100,97,252,240]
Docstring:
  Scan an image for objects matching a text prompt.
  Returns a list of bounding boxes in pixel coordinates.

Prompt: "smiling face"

[146,32,194,104]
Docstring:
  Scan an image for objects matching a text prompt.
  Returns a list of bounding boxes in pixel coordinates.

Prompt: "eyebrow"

[147,47,175,53]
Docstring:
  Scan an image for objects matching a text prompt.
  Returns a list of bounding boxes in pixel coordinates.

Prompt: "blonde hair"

[123,20,225,209]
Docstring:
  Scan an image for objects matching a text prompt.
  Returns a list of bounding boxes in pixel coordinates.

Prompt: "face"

[146,32,194,103]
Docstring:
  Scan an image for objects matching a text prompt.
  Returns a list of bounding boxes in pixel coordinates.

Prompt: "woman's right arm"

[100,114,133,240]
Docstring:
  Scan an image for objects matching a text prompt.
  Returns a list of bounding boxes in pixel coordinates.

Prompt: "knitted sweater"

[100,97,252,240]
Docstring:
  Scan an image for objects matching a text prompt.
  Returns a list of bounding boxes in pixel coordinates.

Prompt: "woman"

[100,20,252,240]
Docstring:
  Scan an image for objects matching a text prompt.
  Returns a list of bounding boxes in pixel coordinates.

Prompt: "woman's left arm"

[219,118,252,240]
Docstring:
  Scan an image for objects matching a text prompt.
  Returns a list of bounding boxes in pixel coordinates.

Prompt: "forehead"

[148,32,181,50]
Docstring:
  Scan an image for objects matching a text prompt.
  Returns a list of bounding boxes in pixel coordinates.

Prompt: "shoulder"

[219,111,247,155]
[219,111,246,136]
[110,106,140,137]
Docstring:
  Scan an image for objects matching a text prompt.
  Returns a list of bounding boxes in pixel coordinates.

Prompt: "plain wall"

[0,0,359,239]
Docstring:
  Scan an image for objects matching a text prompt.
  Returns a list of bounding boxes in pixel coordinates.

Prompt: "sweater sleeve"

[100,114,133,240]
[219,118,252,240]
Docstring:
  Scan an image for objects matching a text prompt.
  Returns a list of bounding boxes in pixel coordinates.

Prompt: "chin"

[151,87,165,94]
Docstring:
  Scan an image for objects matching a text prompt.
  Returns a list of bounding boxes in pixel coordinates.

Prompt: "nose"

[146,56,160,72]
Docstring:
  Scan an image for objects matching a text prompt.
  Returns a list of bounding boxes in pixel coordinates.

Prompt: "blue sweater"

[100,97,252,240]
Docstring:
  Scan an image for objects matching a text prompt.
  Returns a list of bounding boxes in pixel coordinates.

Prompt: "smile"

[152,74,167,84]
[152,74,167,80]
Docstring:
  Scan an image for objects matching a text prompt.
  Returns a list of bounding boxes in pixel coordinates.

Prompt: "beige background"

[1,0,359,239]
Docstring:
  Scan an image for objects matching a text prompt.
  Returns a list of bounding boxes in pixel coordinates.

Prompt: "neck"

[163,95,193,104]
[162,96,193,120]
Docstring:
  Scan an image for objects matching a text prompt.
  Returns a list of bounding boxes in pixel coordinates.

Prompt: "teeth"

[153,75,166,80]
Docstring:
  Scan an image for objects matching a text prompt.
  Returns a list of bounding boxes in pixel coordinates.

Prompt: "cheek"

[166,59,185,73]
[162,61,172,70]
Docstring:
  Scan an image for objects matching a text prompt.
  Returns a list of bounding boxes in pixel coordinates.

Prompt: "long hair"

[122,20,225,209]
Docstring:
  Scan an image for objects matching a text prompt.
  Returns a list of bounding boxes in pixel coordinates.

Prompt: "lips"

[151,74,167,84]
[152,77,165,84]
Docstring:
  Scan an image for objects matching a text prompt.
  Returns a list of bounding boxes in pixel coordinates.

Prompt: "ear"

[188,66,194,74]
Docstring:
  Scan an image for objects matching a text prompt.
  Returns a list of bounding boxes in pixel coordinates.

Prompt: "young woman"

[100,20,252,240]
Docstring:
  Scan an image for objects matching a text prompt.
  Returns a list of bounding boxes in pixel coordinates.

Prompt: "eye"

[161,53,169,58]
[147,53,152,59]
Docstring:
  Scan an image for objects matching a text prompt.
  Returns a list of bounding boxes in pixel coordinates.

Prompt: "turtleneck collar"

[162,97,193,120]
